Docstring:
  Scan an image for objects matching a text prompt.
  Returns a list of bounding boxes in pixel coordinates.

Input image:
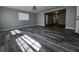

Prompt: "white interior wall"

[76,20,79,33]
[66,7,76,30]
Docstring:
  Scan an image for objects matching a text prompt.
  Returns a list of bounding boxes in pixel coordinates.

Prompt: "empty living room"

[0,6,79,52]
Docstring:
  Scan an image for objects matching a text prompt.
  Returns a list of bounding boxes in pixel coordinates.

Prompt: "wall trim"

[66,26,75,30]
[0,25,36,31]
[37,24,45,26]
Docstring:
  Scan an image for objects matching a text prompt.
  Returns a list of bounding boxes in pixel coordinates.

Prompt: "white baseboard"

[0,25,36,31]
[66,26,75,30]
[37,24,45,26]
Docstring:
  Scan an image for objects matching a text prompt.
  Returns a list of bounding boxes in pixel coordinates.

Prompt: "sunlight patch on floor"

[10,29,42,52]
[16,38,34,52]
[22,34,41,51]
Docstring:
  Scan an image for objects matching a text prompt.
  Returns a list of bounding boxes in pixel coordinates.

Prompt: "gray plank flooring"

[0,26,79,52]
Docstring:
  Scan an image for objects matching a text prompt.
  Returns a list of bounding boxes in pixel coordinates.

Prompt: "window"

[18,13,29,20]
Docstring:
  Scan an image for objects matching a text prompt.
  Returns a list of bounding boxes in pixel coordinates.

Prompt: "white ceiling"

[4,6,60,13]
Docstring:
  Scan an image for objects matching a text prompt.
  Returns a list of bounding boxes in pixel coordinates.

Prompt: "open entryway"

[45,9,66,30]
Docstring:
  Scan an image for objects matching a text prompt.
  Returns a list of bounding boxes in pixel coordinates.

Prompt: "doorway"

[45,9,66,28]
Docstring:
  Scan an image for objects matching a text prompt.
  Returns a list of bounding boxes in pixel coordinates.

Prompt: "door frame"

[44,8,66,27]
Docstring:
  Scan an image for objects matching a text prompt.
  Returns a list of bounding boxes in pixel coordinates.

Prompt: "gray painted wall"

[0,7,37,30]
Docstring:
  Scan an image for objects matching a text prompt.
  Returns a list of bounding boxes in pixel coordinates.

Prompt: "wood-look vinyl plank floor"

[0,26,79,52]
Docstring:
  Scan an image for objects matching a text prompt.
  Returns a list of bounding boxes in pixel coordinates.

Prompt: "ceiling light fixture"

[32,6,37,10]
